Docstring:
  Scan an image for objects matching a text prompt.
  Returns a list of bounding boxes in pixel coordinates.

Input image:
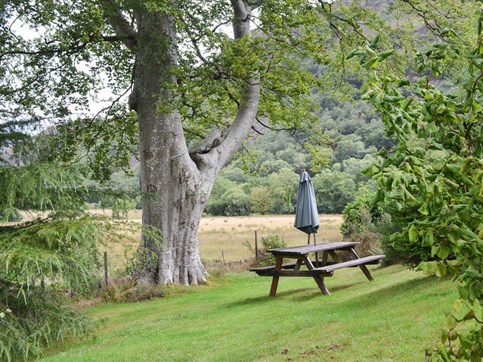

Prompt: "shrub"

[257,234,287,266]
[250,186,273,214]
[341,191,397,259]
[206,185,251,216]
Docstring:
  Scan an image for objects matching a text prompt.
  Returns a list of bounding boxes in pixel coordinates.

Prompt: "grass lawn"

[40,265,456,362]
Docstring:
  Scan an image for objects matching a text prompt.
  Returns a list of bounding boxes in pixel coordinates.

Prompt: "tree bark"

[120,2,260,285]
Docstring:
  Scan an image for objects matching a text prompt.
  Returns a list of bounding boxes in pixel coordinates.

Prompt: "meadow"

[90,210,343,265]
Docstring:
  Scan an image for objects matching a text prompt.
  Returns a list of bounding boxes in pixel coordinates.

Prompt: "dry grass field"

[13,210,343,266]
[198,214,343,261]
[89,210,343,263]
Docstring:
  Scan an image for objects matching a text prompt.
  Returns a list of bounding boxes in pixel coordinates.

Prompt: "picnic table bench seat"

[312,255,385,273]
[250,256,383,273]
[249,262,298,272]
[250,267,333,278]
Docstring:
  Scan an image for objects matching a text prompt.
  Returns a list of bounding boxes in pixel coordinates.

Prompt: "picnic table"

[250,242,385,297]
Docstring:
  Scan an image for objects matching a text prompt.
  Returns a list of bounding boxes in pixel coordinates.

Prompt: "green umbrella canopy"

[294,171,320,235]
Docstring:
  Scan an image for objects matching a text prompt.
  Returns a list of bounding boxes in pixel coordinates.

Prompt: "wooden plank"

[313,255,385,273]
[312,275,330,295]
[304,256,315,270]
[267,242,359,256]
[294,259,303,271]
[253,269,333,277]
[328,250,342,263]
[249,262,297,272]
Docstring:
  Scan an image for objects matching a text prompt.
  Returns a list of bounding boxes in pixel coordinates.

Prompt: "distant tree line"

[204,98,393,216]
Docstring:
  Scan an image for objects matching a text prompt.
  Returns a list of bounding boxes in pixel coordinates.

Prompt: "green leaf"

[418,261,437,276]
[408,224,418,243]
[377,49,394,61]
[435,262,447,277]
[362,57,379,69]
[418,203,429,215]
[438,245,451,260]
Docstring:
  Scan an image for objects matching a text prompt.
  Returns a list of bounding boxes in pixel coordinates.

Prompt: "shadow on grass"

[339,275,442,309]
[225,286,333,308]
[230,272,446,308]
[225,280,368,307]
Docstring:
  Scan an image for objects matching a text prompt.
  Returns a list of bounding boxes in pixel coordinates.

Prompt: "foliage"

[0,216,103,361]
[312,170,357,213]
[250,186,273,215]
[341,190,394,258]
[0,162,87,222]
[257,234,287,267]
[112,197,137,219]
[0,140,107,360]
[206,184,251,216]
[351,9,483,359]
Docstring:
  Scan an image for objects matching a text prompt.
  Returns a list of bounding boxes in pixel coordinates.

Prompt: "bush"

[250,186,273,214]
[0,208,22,222]
[341,191,396,258]
[112,197,136,219]
[257,234,287,266]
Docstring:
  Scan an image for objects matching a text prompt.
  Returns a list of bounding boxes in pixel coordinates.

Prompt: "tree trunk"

[131,9,211,285]
[124,2,259,285]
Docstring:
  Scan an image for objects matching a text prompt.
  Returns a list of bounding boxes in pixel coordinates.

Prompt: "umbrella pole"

[314,233,319,267]
[307,234,310,245]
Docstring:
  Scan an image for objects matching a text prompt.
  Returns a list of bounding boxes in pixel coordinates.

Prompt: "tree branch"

[100,0,138,52]
[211,1,260,167]
[190,1,261,170]
[256,117,297,132]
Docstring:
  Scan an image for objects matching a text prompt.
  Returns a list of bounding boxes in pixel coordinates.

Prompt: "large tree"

[0,0,410,285]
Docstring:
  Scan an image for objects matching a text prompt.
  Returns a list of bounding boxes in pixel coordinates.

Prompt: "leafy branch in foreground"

[0,152,106,360]
[349,7,482,360]
[0,216,103,361]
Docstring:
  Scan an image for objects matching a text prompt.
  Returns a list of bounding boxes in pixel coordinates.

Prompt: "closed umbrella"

[294,170,319,244]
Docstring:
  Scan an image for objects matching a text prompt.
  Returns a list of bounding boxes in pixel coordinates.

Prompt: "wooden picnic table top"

[267,241,358,256]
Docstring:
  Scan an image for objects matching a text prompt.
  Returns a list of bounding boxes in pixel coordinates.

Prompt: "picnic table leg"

[304,257,330,295]
[313,275,330,295]
[269,257,283,297]
[294,258,303,271]
[349,249,374,281]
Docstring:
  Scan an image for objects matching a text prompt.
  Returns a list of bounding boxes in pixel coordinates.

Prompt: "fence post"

[103,251,109,286]
[255,231,258,262]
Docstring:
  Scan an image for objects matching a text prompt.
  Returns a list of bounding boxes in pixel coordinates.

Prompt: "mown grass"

[40,265,456,362]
